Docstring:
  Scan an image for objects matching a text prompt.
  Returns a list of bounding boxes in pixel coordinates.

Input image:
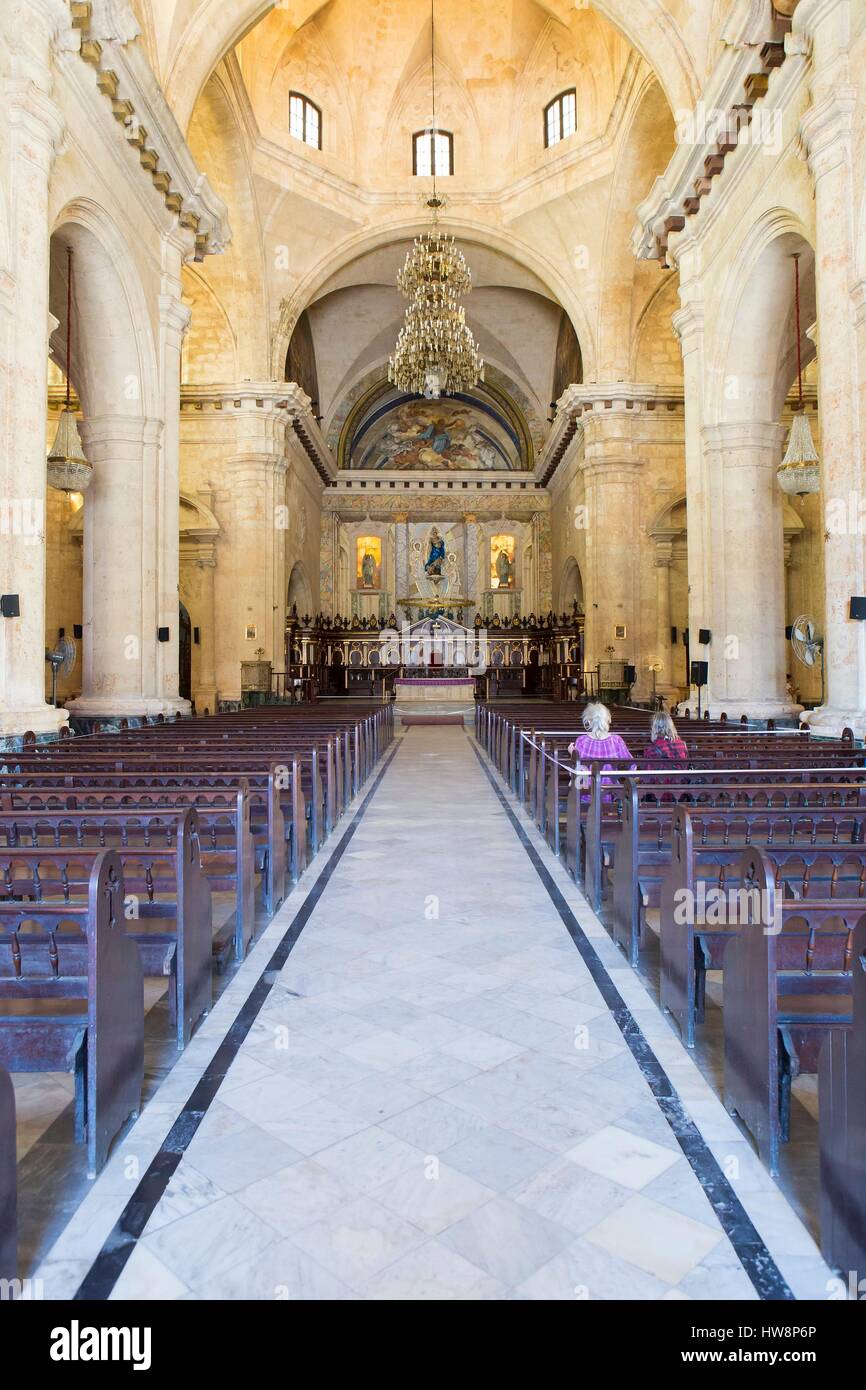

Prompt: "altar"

[394,677,476,703]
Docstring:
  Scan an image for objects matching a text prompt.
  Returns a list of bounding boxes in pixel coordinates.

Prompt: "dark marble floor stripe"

[73,740,401,1301]
[469,735,795,1302]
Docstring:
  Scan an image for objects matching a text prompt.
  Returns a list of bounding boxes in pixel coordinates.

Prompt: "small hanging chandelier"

[777,252,819,497]
[388,2,483,401]
[47,245,92,493]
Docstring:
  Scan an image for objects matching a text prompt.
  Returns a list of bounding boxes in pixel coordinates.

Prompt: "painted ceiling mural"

[342,383,532,472]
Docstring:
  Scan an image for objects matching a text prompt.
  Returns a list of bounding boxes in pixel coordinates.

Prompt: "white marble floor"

[34,724,838,1300]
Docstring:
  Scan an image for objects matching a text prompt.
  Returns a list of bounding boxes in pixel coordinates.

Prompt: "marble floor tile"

[584,1193,722,1285]
[566,1125,682,1191]
[438,1195,574,1287]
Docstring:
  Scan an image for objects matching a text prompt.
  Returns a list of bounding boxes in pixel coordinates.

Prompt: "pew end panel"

[612,782,642,967]
[85,851,145,1176]
[819,912,866,1280]
[266,767,288,913]
[659,808,702,1047]
[176,810,213,1048]
[722,848,781,1174]
[0,1062,14,1284]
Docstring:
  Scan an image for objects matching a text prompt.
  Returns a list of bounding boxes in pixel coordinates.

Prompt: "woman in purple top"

[569,702,635,797]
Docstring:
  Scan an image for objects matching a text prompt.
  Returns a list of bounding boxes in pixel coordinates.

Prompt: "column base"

[800,706,866,739]
[65,695,192,720]
[0,703,69,740]
[678,696,803,722]
[192,687,218,716]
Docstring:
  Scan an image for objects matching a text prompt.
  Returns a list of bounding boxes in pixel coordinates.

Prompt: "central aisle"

[49,724,827,1300]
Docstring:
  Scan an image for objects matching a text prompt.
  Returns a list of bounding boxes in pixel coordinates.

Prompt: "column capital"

[653,542,674,567]
[672,301,705,354]
[800,86,856,182]
[703,420,787,457]
[77,413,163,455]
[6,79,65,168]
[158,292,192,345]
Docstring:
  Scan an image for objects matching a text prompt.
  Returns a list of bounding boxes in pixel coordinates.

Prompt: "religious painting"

[245,623,257,641]
[349,390,526,471]
[356,536,382,590]
[490,534,516,590]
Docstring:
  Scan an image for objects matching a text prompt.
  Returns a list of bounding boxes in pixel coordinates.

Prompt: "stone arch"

[270,221,597,384]
[287,560,313,615]
[710,210,815,427]
[49,200,159,420]
[558,555,584,614]
[164,0,701,140]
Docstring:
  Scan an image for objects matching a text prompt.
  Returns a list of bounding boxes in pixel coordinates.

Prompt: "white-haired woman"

[569,702,635,795]
[644,711,688,763]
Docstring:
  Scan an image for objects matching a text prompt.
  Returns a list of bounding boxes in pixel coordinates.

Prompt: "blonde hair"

[582,702,611,738]
[651,711,679,743]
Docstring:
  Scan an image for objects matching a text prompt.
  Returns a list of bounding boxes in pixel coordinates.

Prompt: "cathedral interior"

[1,0,866,1328]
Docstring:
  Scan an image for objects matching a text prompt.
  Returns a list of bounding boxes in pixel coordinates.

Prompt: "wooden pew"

[1,764,296,918]
[620,788,866,967]
[819,909,866,1280]
[7,747,325,866]
[723,845,855,1176]
[0,807,211,1049]
[582,765,866,917]
[0,852,143,1177]
[659,806,866,1046]
[0,796,255,966]
[0,1062,14,1283]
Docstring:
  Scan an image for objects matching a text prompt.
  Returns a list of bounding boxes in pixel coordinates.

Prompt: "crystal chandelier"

[388,3,483,400]
[48,245,92,493]
[390,198,484,399]
[777,252,819,497]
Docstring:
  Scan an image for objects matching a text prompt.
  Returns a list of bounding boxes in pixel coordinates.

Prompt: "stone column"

[463,513,478,620]
[319,510,340,618]
[67,415,173,717]
[212,395,291,699]
[672,286,716,712]
[653,542,675,698]
[395,513,410,621]
[799,54,864,731]
[700,422,798,718]
[531,510,552,614]
[0,24,67,737]
[215,454,288,699]
[156,234,193,714]
[577,402,646,694]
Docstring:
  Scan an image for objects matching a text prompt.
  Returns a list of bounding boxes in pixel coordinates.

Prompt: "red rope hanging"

[793,252,803,411]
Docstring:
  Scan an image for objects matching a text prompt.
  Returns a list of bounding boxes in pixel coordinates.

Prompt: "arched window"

[289,92,322,150]
[413,128,454,177]
[544,89,576,148]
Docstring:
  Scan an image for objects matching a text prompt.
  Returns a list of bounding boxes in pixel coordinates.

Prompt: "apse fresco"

[490,534,516,590]
[356,536,382,589]
[350,394,524,470]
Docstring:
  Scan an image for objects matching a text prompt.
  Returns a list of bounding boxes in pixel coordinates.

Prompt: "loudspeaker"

[670,626,678,645]
[785,625,793,640]
[624,664,636,685]
[0,594,20,618]
[193,627,200,645]
[73,624,83,639]
[157,626,170,643]
[698,628,711,645]
[850,597,866,620]
[690,660,708,686]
